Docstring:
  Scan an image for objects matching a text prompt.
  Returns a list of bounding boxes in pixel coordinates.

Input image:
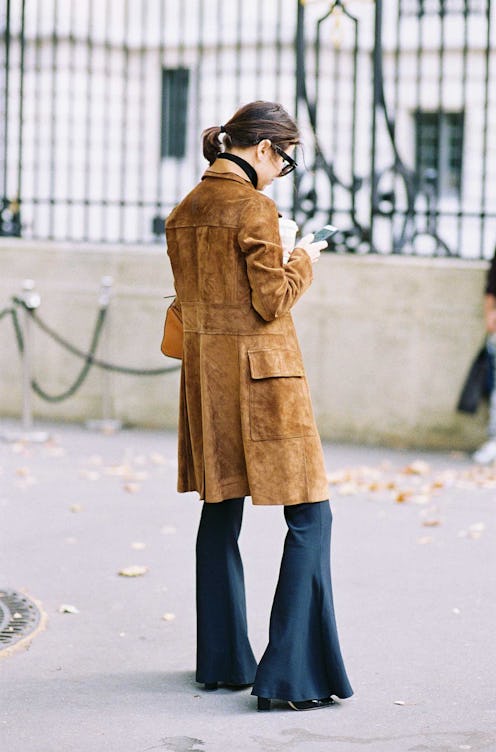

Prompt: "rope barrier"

[31,308,107,403]
[2,294,180,407]
[0,306,24,353]
[19,303,180,377]
[0,306,14,322]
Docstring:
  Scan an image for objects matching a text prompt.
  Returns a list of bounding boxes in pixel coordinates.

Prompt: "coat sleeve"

[237,196,313,321]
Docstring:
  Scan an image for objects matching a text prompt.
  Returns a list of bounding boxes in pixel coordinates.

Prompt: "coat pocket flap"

[248,348,305,379]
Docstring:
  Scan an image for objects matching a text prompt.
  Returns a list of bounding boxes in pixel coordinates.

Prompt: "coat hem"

[176,483,329,506]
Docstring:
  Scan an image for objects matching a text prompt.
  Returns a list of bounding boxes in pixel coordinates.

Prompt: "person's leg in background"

[252,500,353,709]
[195,497,257,687]
[487,335,496,438]
[473,335,496,463]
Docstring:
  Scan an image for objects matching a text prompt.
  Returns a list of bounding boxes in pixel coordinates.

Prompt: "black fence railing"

[1,0,495,257]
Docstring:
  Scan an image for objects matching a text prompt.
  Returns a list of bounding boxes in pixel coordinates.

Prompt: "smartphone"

[313,224,338,244]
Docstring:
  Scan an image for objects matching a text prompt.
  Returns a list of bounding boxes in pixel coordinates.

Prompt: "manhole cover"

[0,589,44,654]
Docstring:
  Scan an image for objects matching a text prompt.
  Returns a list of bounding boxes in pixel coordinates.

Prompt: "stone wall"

[0,239,489,449]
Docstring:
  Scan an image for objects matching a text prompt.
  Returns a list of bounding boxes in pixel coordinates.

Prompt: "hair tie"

[219,125,226,133]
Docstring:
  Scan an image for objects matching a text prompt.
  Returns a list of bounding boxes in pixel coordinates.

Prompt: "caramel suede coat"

[165,169,329,505]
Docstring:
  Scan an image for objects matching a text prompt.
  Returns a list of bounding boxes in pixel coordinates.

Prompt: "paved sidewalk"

[1,420,495,752]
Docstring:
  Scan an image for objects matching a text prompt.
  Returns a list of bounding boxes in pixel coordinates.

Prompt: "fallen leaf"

[118,565,148,577]
[327,471,348,484]
[431,480,445,489]
[123,483,141,493]
[70,504,83,513]
[468,522,486,540]
[104,464,132,477]
[367,482,384,492]
[395,490,412,503]
[417,536,433,545]
[469,522,485,533]
[15,468,37,487]
[402,461,430,476]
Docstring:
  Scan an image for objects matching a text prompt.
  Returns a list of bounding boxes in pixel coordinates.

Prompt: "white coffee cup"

[278,217,299,264]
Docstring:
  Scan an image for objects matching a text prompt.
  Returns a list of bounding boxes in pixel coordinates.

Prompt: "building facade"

[1,0,495,257]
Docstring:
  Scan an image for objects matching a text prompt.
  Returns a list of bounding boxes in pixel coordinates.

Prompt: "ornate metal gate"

[1,0,494,257]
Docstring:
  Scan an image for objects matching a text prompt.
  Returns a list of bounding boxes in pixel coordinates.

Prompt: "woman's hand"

[293,234,328,264]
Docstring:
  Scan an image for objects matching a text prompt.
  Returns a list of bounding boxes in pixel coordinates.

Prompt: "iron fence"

[1,0,495,257]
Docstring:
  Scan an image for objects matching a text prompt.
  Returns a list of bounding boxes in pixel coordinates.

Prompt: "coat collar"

[201,169,255,189]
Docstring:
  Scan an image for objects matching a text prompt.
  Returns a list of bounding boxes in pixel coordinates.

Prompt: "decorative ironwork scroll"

[294,0,493,256]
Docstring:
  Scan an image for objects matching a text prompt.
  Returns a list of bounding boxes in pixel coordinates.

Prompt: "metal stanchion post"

[21,281,35,432]
[1,279,50,443]
[85,276,122,433]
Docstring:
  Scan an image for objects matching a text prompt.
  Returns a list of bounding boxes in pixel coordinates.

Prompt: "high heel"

[204,682,218,691]
[288,697,334,711]
[257,697,271,712]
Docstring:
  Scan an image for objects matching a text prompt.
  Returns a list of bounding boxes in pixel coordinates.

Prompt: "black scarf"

[216,153,258,189]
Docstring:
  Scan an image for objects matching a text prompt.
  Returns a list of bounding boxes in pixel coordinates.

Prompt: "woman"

[165,101,353,711]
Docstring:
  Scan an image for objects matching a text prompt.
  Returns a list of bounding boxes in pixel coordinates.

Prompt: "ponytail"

[202,126,224,165]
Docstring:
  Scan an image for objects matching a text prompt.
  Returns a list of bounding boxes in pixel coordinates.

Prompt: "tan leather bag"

[161,302,183,359]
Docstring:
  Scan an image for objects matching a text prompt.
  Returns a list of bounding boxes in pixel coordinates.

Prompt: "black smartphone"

[313,224,338,244]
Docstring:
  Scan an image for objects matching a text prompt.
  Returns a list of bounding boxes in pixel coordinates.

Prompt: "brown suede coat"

[165,169,329,505]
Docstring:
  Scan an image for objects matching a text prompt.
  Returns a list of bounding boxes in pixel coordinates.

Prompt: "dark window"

[415,111,464,197]
[161,68,190,159]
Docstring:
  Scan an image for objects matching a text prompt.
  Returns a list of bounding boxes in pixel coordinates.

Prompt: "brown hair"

[202,101,300,165]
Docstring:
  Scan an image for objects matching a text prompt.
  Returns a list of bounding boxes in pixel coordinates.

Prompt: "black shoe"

[257,696,334,712]
[204,682,253,692]
[288,697,335,711]
[257,697,271,711]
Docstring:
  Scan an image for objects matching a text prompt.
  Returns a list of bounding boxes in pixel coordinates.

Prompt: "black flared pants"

[195,498,353,702]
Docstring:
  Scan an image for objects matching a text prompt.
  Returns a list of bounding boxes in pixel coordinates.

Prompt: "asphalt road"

[1,420,495,752]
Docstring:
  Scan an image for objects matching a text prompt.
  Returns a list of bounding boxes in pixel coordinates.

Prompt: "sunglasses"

[271,144,298,177]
